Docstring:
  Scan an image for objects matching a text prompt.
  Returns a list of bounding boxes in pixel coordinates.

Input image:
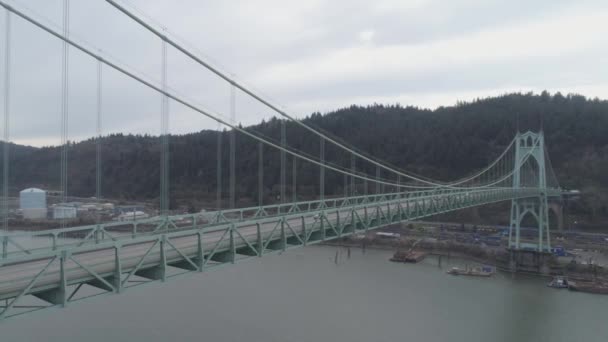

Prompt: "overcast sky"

[1,0,607,146]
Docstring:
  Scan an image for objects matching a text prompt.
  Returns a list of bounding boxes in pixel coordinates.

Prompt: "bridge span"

[0,187,560,319]
[0,0,564,321]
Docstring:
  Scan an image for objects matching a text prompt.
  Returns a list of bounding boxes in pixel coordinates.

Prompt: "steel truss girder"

[0,187,561,321]
[6,187,562,260]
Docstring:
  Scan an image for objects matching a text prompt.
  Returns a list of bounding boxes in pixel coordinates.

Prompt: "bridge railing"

[0,186,558,261]
[0,186,527,264]
[0,191,402,259]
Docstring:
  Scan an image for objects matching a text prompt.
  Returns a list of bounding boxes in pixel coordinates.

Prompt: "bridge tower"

[508,131,551,252]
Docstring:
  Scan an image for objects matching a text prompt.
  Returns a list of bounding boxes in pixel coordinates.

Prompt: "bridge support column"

[135,237,167,281]
[33,251,68,306]
[87,245,122,293]
[509,195,552,252]
[508,132,552,252]
[509,250,517,273]
[508,248,552,275]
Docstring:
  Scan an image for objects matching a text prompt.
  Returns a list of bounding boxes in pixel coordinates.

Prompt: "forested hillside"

[4,92,608,224]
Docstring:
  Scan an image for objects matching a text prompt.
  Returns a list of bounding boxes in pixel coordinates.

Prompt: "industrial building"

[19,188,47,220]
[53,206,77,220]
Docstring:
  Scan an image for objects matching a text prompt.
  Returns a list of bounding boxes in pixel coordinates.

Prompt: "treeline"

[3,91,608,222]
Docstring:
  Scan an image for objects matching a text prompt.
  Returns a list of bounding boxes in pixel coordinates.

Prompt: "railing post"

[256,222,263,255]
[59,250,68,307]
[197,231,204,271]
[229,224,235,264]
[159,236,167,282]
[301,217,307,245]
[397,197,402,220]
[320,212,326,241]
[95,225,101,244]
[280,218,286,252]
[336,209,341,236]
[114,245,122,293]
[2,236,7,259]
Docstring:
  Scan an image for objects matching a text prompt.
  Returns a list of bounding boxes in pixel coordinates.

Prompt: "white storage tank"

[19,188,47,220]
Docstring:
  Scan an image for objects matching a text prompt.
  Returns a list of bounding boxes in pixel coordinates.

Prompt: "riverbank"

[322,235,608,281]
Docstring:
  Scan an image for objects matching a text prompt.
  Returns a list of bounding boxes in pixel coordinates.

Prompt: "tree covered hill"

[4,91,608,223]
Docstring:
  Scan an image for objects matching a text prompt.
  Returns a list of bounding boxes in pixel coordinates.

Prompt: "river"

[1,245,607,342]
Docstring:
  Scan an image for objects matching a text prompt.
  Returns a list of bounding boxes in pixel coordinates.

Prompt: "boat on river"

[447,266,494,277]
[547,276,569,289]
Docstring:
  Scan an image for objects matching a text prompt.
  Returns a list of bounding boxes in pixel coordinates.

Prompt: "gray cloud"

[1,0,607,146]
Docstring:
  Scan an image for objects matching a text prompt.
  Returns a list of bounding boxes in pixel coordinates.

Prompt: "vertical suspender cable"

[159,39,164,214]
[3,1,527,194]
[375,166,380,194]
[229,84,235,209]
[397,175,401,194]
[320,137,325,203]
[2,10,11,231]
[160,36,169,215]
[101,0,462,188]
[350,155,355,196]
[95,59,102,222]
[257,142,263,206]
[280,120,286,206]
[216,123,222,210]
[60,0,70,227]
[292,157,296,203]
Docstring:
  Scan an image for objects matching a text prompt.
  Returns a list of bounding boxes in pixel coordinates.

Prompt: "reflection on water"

[1,244,607,342]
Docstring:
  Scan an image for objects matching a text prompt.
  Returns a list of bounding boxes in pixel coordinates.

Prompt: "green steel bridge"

[0,1,564,321]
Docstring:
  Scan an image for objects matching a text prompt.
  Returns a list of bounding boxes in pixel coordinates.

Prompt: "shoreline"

[321,238,607,281]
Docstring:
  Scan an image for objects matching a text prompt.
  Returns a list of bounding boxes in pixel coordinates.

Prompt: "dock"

[569,281,608,294]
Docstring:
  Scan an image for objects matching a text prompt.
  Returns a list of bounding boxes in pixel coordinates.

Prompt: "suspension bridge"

[0,1,564,321]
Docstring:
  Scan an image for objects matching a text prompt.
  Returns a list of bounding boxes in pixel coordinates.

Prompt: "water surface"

[1,245,606,342]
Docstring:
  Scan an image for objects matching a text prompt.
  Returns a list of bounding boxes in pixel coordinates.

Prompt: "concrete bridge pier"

[508,249,553,275]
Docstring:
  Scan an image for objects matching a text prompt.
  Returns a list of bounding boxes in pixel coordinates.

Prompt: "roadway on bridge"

[0,188,542,304]
[0,199,407,300]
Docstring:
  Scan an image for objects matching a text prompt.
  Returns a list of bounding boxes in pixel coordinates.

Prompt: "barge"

[447,265,494,277]
[569,281,608,294]
[390,250,426,263]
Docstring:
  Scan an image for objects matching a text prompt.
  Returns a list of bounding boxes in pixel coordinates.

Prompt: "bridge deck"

[0,188,558,319]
